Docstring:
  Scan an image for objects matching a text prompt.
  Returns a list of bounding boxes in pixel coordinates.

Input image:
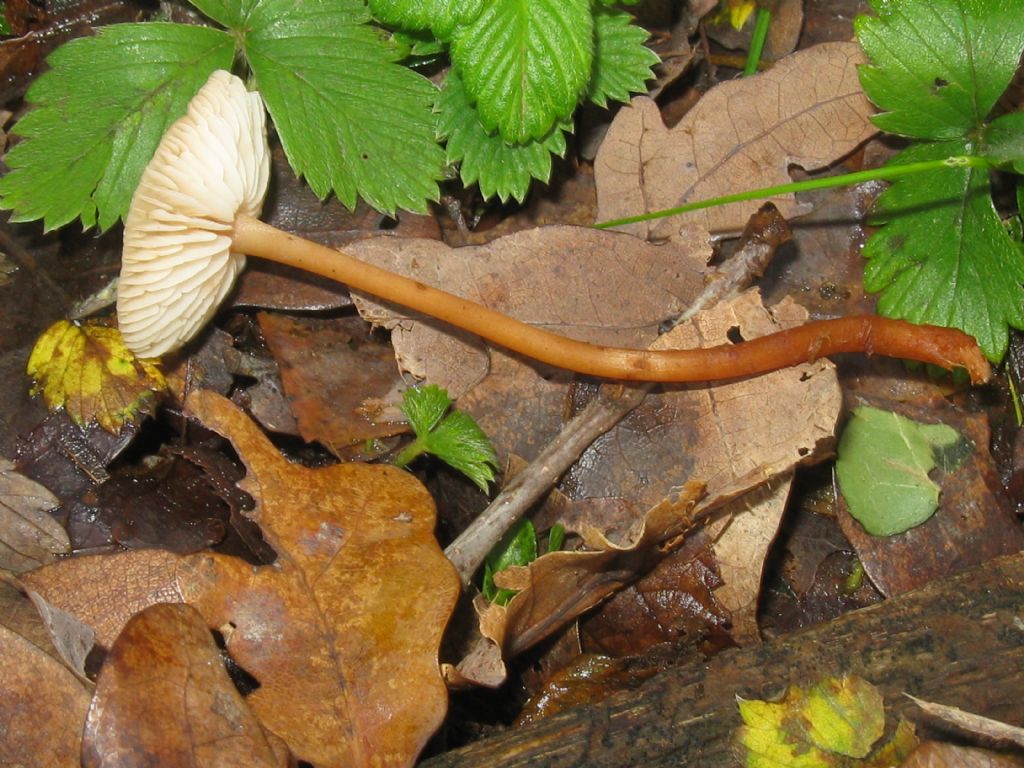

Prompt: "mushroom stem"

[231,215,991,384]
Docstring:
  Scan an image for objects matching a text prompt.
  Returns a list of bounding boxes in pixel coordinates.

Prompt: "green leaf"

[222,0,446,214]
[482,519,537,604]
[737,675,888,768]
[855,0,1024,139]
[437,71,568,202]
[0,23,234,231]
[397,384,498,491]
[368,0,483,40]
[981,112,1024,174]
[587,7,659,108]
[451,0,593,143]
[863,141,1024,362]
[426,410,499,491]
[836,406,966,537]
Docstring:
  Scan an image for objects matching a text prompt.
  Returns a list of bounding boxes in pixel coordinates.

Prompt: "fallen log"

[423,551,1024,767]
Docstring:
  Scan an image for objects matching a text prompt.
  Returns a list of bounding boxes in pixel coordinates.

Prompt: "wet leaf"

[900,741,1024,768]
[0,621,91,765]
[0,457,68,572]
[27,319,166,433]
[836,406,966,536]
[82,603,288,768]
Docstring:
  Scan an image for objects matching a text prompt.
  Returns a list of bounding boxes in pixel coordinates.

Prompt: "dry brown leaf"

[257,313,407,456]
[24,392,459,767]
[82,602,289,768]
[906,695,1024,749]
[22,547,183,647]
[348,225,704,397]
[179,389,459,768]
[0,457,69,572]
[594,41,875,245]
[901,742,1024,768]
[0,621,91,765]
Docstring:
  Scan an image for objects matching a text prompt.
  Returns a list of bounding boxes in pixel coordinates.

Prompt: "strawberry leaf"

[367,0,483,41]
[588,6,659,108]
[856,0,1024,139]
[863,141,1024,362]
[0,23,234,231]
[437,71,568,203]
[451,0,593,143]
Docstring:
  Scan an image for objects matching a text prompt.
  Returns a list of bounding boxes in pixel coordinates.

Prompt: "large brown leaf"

[594,41,875,246]
[24,391,460,768]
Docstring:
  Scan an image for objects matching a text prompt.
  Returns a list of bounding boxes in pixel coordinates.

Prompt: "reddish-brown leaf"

[82,603,288,768]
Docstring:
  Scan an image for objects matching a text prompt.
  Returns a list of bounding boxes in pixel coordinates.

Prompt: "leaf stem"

[392,438,426,469]
[593,155,992,230]
[743,7,772,76]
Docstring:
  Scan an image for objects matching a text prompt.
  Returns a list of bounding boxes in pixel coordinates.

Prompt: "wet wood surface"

[423,552,1024,767]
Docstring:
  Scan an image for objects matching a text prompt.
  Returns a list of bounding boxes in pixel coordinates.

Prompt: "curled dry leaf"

[0,621,91,766]
[83,603,288,768]
[0,457,68,572]
[594,41,876,245]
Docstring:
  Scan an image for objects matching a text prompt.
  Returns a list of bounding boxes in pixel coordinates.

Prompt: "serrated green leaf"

[0,23,234,231]
[863,141,1024,362]
[368,0,483,41]
[855,0,1024,139]
[401,383,451,435]
[451,0,593,143]
[588,7,659,108]
[426,410,498,491]
[982,112,1024,174]
[229,0,445,214]
[836,406,966,537]
[437,71,567,202]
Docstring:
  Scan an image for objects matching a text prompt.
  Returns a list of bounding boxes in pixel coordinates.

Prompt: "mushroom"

[117,70,991,385]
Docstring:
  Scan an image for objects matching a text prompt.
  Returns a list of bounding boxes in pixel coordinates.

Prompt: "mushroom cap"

[117,70,270,358]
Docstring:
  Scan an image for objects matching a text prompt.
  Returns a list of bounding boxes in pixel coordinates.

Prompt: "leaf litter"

[1,2,1021,765]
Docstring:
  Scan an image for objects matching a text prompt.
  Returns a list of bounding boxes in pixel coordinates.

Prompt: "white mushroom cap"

[117,70,270,358]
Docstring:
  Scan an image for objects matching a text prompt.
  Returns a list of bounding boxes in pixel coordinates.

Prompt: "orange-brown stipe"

[232,215,991,385]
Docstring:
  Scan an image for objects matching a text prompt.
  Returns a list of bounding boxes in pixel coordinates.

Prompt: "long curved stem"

[232,216,990,384]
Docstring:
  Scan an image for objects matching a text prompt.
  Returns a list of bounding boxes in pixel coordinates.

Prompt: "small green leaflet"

[0,24,234,231]
[397,384,498,492]
[855,0,1024,362]
[437,71,568,203]
[836,406,968,537]
[587,7,659,108]
[856,0,1024,140]
[451,0,593,143]
[482,519,537,605]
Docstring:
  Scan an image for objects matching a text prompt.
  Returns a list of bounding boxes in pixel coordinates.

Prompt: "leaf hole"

[797,447,810,457]
[932,77,949,92]
[726,325,744,344]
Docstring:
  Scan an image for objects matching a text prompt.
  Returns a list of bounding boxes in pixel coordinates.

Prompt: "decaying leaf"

[82,603,288,768]
[737,674,916,767]
[900,741,1024,768]
[594,41,875,246]
[0,457,68,572]
[27,319,166,433]
[0,621,92,766]
[906,695,1024,749]
[25,391,460,768]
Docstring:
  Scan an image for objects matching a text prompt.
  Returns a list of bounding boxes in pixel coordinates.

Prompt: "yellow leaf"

[27,320,166,433]
[737,675,888,768]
